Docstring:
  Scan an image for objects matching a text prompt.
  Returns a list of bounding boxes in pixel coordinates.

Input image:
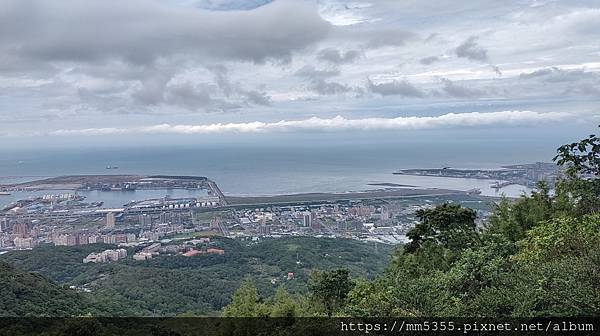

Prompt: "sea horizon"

[0,141,542,204]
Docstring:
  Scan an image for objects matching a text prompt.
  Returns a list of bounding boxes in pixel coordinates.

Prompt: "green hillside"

[0,261,90,316]
[0,236,392,316]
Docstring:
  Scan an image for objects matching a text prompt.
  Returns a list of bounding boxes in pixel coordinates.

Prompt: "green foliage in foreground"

[308,269,353,317]
[0,236,392,316]
[223,126,600,317]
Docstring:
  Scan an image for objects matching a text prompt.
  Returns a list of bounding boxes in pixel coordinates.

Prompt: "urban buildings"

[11,222,28,237]
[83,248,127,263]
[302,212,312,227]
[106,212,115,228]
[14,237,36,249]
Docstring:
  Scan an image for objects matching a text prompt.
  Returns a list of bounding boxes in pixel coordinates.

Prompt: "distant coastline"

[0,174,496,210]
[368,182,418,188]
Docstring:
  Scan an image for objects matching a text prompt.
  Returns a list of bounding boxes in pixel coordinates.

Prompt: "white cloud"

[46,110,569,136]
[0,0,598,139]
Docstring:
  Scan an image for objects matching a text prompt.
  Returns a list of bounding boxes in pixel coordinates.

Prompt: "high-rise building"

[259,225,271,235]
[158,212,182,225]
[302,212,312,227]
[12,222,29,238]
[103,234,117,244]
[106,212,115,228]
[77,233,89,245]
[0,217,8,233]
[66,234,77,246]
[139,214,152,226]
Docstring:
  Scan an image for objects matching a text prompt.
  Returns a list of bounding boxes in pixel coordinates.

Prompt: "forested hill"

[0,261,90,316]
[0,237,392,316]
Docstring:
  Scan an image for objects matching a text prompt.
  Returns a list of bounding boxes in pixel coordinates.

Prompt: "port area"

[0,174,496,249]
[393,162,559,188]
[1,174,478,212]
[1,175,226,213]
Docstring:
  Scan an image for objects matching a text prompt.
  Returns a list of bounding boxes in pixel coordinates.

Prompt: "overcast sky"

[0,0,598,147]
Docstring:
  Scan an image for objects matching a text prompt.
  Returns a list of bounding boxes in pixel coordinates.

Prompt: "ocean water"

[0,140,550,207]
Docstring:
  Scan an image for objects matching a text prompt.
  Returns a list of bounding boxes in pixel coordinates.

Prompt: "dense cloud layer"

[0,0,330,67]
[0,0,598,139]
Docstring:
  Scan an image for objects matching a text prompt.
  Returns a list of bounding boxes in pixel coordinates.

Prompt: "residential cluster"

[223,201,434,244]
[83,248,128,263]
[132,238,224,261]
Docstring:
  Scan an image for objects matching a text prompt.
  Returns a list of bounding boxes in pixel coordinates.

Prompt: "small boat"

[106,166,119,170]
[0,191,11,196]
